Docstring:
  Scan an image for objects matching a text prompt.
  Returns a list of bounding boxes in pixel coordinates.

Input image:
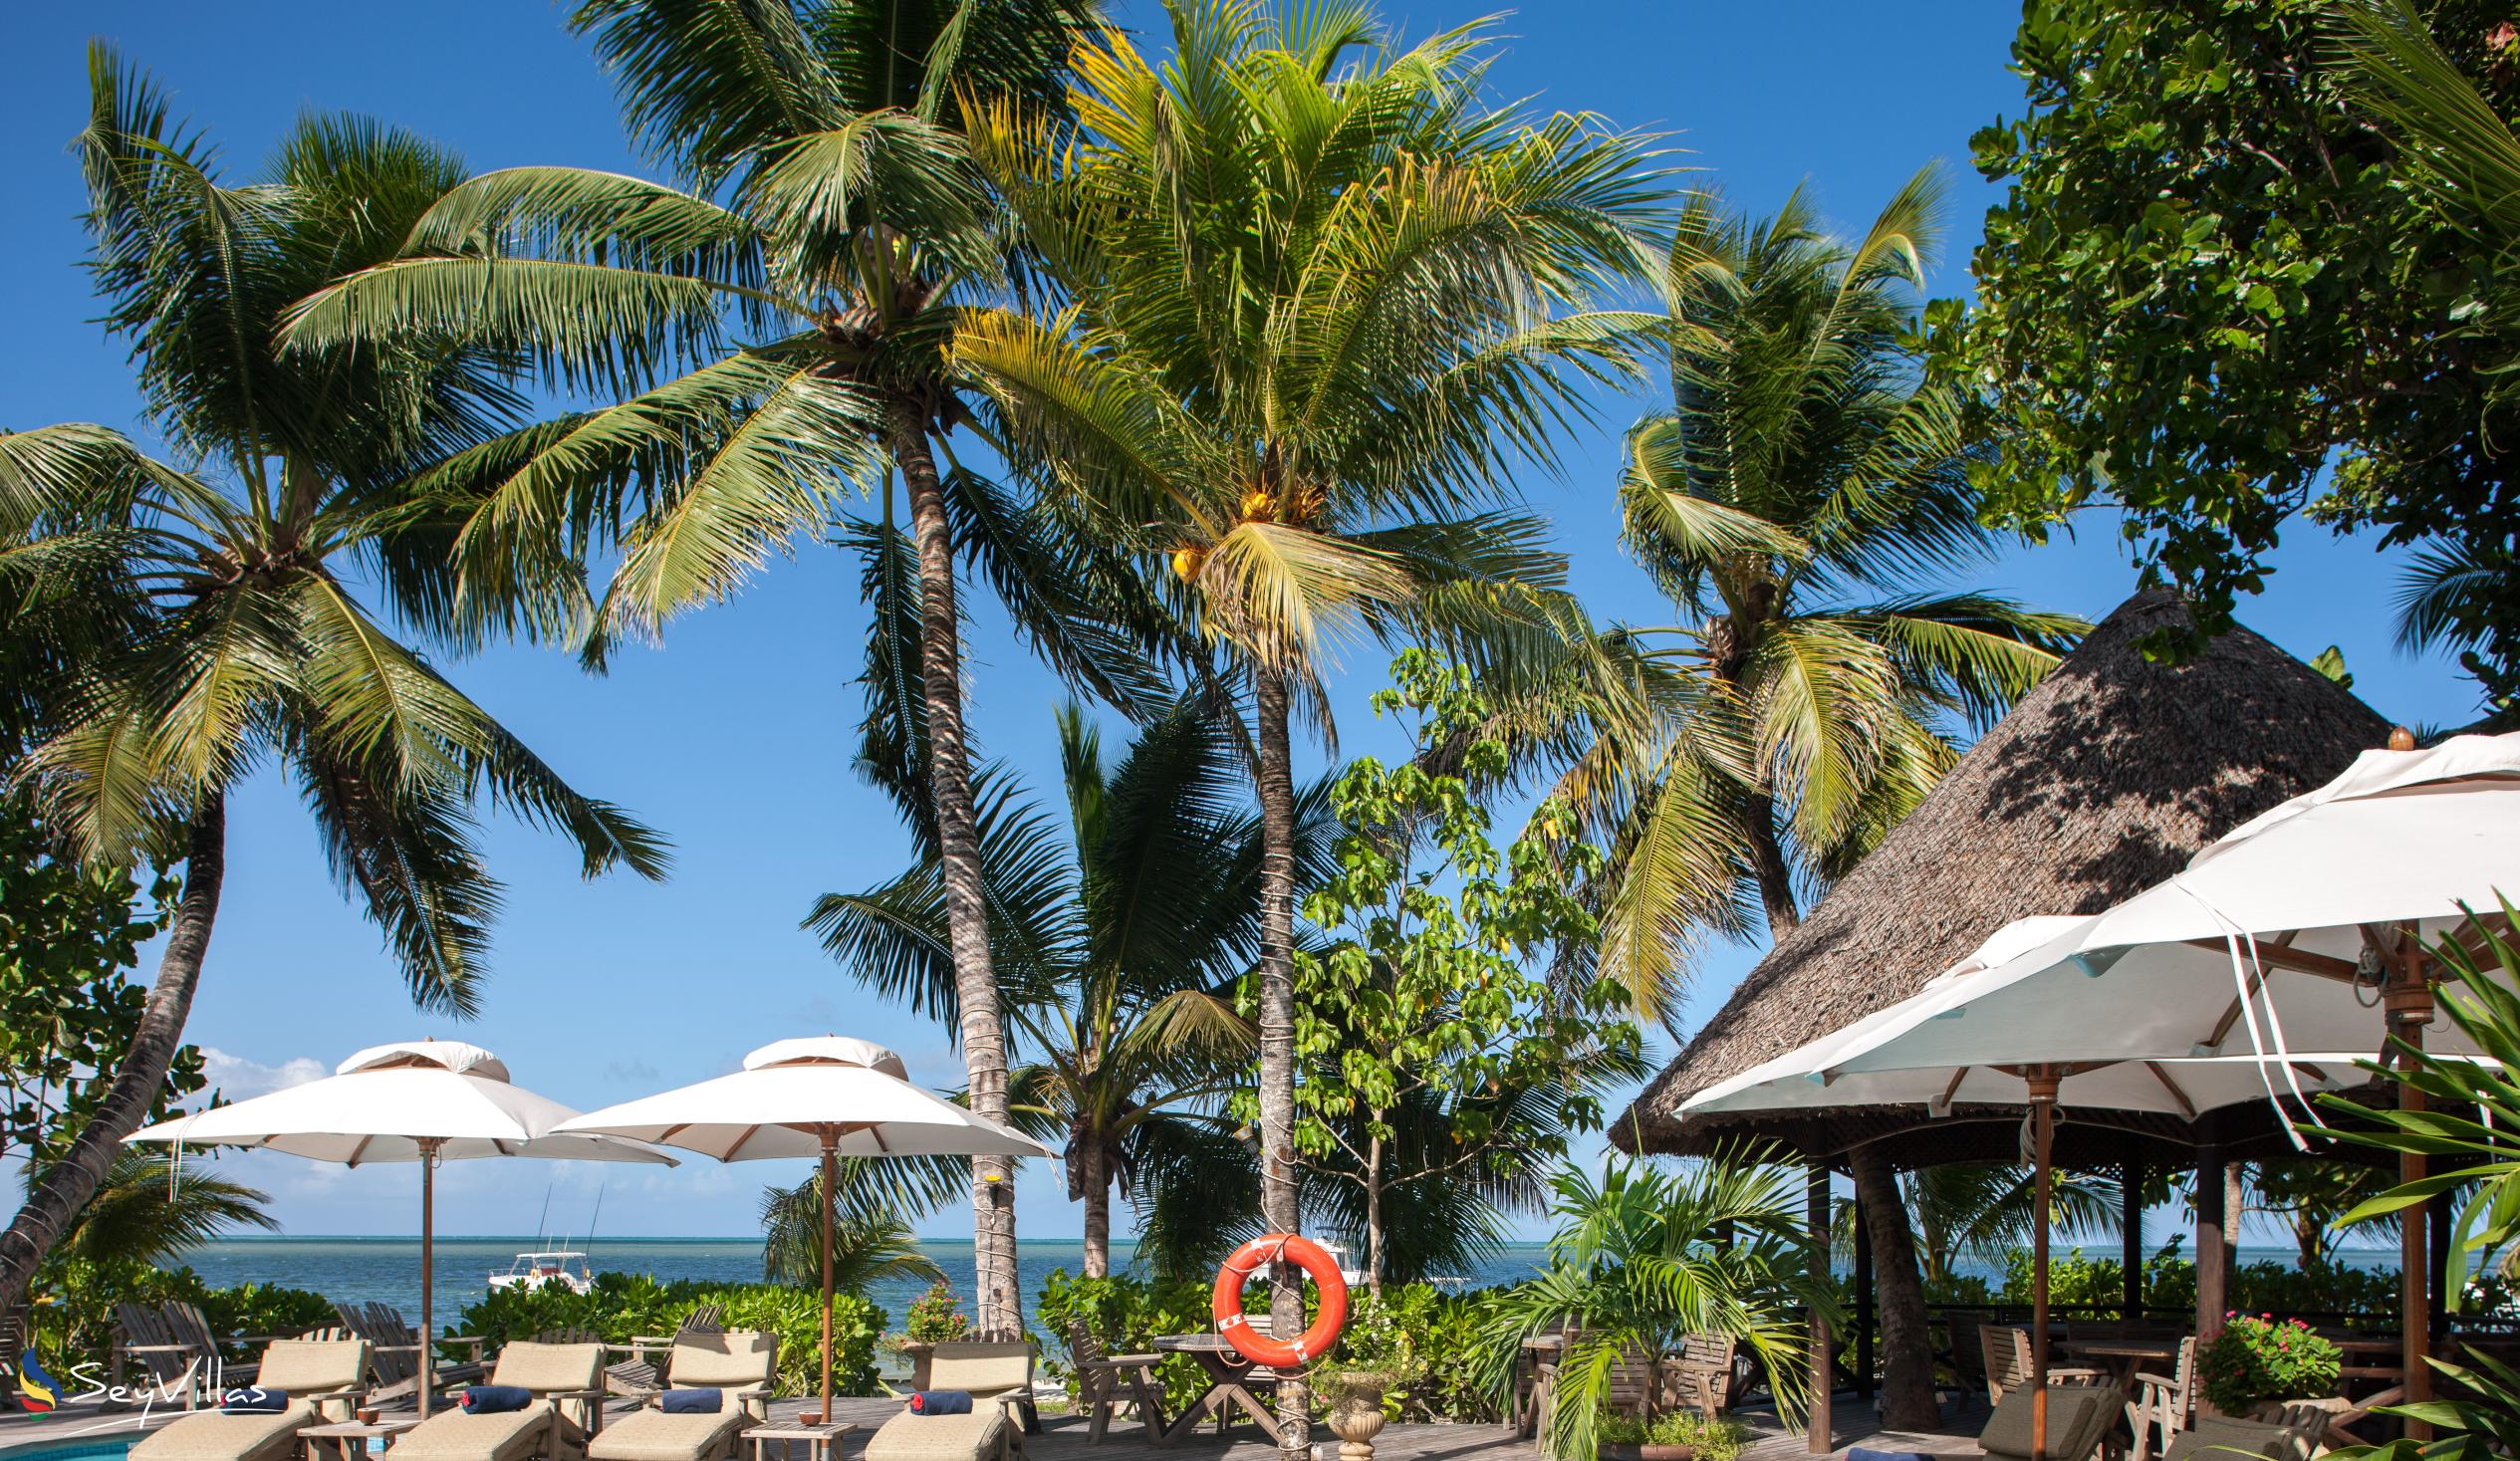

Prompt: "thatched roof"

[1616,590,2394,1166]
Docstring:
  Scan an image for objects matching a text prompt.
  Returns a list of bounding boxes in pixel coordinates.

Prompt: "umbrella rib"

[348,1134,375,1168]
[725,1124,764,1160]
[2142,1062,2199,1119]
[2178,937,2356,983]
[1933,1067,1969,1114]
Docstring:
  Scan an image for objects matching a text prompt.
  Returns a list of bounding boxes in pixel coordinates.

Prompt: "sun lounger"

[1887,1378,2133,1461]
[863,1410,1022,1461]
[913,1341,1039,1434]
[128,1338,371,1461]
[587,1331,779,1461]
[392,1341,610,1461]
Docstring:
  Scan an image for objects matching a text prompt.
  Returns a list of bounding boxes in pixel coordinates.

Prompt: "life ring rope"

[1210,1232,1349,1369]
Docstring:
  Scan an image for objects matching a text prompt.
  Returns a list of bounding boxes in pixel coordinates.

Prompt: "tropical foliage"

[1290,652,1643,1289]
[1946,0,2520,703]
[814,697,1326,1282]
[1544,172,2081,1016]
[0,47,664,1318]
[955,14,1654,1414]
[1475,1155,1832,1461]
[455,1271,885,1396]
[277,0,1156,1336]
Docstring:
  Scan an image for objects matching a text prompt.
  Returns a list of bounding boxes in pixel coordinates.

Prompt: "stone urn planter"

[1318,1368,1404,1461]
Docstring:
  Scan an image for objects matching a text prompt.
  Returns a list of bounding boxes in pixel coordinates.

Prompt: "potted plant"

[1598,1411,1749,1461]
[1317,1294,1427,1460]
[2196,1314,2342,1418]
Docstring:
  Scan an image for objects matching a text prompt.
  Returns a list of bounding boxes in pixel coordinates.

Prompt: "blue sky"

[0,1,2482,1247]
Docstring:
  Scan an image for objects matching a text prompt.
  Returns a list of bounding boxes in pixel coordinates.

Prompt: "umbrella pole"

[2381,927,2433,1439]
[821,1135,837,1425]
[420,1137,438,1419]
[2028,1069,2060,1461]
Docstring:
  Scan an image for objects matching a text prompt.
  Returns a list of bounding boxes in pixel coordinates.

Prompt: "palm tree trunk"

[1081,1143,1111,1281]
[1849,1144,1938,1430]
[1252,663,1308,1457]
[890,406,1018,1339]
[0,794,224,1316]
[1745,792,1800,936]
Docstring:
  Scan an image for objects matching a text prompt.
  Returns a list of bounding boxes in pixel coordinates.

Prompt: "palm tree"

[1536,173,2082,1430]
[279,0,1146,1339]
[0,50,667,1322]
[1562,170,2086,1014]
[813,697,1327,1281]
[1474,1153,1831,1461]
[951,11,1656,1430]
[46,1151,276,1272]
[757,1154,956,1293]
[1840,1163,2121,1285]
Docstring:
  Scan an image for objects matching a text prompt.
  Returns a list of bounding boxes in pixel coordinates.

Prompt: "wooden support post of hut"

[1807,1159,1832,1456]
[1855,1185,1875,1400]
[2193,1143,2226,1340]
[2121,1137,2143,1323]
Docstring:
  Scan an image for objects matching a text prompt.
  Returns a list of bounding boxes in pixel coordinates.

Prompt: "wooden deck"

[0,1388,1985,1461]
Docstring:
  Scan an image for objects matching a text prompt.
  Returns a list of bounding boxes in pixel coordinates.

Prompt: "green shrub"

[1596,1411,1749,1459]
[2197,1314,2342,1413]
[194,1282,336,1342]
[1032,1269,1216,1412]
[27,1261,333,1381]
[452,1271,885,1396]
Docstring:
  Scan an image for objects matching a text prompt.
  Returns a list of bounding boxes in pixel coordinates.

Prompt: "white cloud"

[198,1047,328,1100]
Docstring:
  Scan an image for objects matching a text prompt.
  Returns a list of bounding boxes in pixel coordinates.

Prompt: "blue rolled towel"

[907,1390,971,1416]
[462,1385,535,1414]
[220,1387,289,1413]
[660,1389,722,1414]
[1848,1449,1932,1461]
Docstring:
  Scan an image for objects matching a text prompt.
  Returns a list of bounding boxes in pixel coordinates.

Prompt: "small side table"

[302,1416,423,1461]
[745,1419,855,1461]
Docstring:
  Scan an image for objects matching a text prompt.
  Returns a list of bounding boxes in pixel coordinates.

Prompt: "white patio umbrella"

[553,1036,1056,1422]
[1680,922,2434,1461]
[126,1038,676,1414]
[1751,732,2520,1455]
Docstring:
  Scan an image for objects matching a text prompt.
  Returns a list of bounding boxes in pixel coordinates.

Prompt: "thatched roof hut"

[1616,590,2394,1167]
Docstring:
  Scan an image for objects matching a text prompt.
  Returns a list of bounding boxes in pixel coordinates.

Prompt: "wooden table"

[1152,1334,1282,1445]
[743,1419,855,1461]
[2054,1339,2180,1376]
[301,1416,422,1461]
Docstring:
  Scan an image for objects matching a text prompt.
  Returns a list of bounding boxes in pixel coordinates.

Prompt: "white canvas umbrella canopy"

[553,1037,1055,1420]
[126,1039,676,1413]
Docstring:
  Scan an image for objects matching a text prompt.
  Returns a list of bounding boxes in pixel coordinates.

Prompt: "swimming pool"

[0,1440,135,1461]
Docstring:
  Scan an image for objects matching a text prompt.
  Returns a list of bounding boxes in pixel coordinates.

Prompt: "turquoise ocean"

[175,1237,2392,1336]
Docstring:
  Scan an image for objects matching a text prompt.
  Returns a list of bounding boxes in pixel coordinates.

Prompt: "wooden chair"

[1533,1336,1662,1440]
[1661,1334,1740,1420]
[113,1303,211,1409]
[2127,1336,2198,1461]
[1981,1325,2104,1407]
[1065,1319,1165,1444]
[335,1301,489,1403]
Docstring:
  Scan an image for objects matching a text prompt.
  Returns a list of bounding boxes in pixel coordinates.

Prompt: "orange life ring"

[1210,1233,1349,1367]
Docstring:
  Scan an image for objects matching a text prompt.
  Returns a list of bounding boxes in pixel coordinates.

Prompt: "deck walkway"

[0,1388,1985,1461]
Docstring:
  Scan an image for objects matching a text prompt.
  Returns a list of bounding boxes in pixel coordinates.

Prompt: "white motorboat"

[488,1249,593,1296]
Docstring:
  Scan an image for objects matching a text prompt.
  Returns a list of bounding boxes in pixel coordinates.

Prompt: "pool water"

[0,1442,135,1461]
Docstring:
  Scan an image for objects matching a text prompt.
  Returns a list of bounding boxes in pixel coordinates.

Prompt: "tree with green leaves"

[1525,173,2078,1431]
[952,10,1655,1434]
[1289,652,1642,1294]
[0,48,666,1323]
[280,0,1145,1339]
[1945,0,2520,706]
[814,696,1327,1282]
